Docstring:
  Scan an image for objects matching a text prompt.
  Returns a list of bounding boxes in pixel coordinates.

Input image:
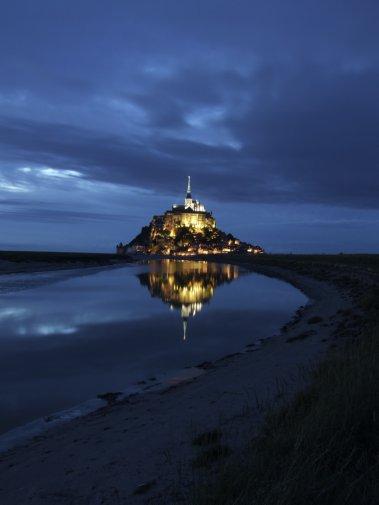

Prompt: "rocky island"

[117,177,264,256]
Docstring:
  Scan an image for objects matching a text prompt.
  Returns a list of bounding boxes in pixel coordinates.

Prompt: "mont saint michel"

[117,177,264,256]
[1,2,377,505]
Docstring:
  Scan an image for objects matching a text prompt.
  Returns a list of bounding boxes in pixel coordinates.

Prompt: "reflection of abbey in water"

[137,260,240,340]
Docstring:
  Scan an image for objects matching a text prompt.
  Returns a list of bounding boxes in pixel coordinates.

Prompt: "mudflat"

[0,256,361,505]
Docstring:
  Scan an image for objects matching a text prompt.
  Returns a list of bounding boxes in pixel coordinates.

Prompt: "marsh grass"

[190,260,379,505]
[192,429,223,447]
[192,444,232,469]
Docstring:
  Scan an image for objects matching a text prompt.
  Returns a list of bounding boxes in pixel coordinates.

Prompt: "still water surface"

[0,260,307,434]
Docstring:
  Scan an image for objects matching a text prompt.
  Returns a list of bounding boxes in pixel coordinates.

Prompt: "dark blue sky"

[1,0,378,253]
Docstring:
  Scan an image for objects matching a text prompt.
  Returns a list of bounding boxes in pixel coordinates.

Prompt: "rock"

[133,479,157,495]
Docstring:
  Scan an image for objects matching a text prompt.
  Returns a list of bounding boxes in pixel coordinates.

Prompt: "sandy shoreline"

[0,261,354,504]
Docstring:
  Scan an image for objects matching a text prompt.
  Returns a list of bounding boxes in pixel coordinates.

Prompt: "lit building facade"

[160,176,216,235]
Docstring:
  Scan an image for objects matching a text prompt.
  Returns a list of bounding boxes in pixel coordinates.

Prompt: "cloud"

[1,60,378,210]
[0,0,378,251]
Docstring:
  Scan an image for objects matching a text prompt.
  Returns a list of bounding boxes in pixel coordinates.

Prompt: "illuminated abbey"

[117,177,264,256]
[152,176,216,239]
[184,175,206,212]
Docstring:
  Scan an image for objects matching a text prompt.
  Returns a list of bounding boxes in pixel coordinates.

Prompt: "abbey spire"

[186,175,191,198]
[184,176,206,212]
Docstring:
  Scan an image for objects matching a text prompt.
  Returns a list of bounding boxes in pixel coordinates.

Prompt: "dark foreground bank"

[190,254,379,505]
[0,250,132,275]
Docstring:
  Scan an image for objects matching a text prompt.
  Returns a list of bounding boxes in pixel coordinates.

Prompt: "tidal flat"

[0,253,377,505]
[0,258,306,437]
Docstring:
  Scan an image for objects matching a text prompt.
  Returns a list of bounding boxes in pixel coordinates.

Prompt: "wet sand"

[0,262,357,504]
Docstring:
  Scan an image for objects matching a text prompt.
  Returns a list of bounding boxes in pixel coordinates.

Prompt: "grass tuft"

[192,429,223,447]
[189,261,379,505]
[192,445,232,469]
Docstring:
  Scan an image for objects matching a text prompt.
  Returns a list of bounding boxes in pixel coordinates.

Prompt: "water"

[0,259,307,435]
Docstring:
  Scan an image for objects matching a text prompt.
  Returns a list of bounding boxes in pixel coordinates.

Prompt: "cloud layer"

[0,1,378,251]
